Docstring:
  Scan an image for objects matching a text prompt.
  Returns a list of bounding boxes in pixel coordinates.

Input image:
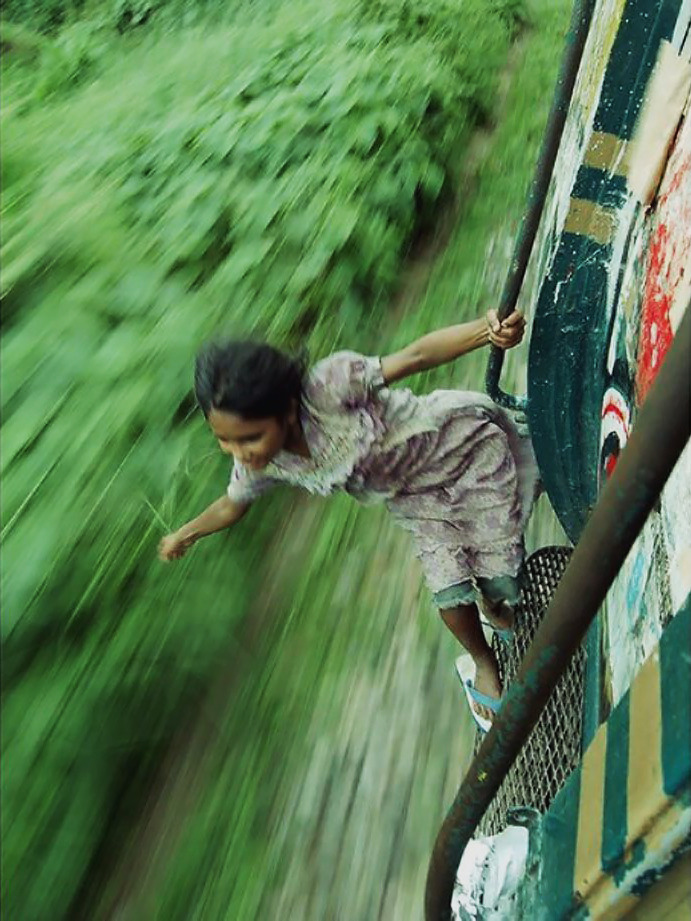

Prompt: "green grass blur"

[1,0,570,915]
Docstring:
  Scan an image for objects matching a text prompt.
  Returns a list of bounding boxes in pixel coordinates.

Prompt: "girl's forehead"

[208,407,272,437]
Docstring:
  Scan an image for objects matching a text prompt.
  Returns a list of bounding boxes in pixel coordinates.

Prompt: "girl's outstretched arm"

[159,495,249,561]
[380,309,525,384]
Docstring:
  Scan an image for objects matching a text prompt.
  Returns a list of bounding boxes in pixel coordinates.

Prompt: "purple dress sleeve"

[227,461,278,504]
[309,351,386,410]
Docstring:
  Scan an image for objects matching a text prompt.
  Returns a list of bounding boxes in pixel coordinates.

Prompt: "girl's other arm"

[158,495,248,561]
[380,309,525,385]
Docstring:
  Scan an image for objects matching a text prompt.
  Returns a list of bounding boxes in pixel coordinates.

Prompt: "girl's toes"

[473,701,493,723]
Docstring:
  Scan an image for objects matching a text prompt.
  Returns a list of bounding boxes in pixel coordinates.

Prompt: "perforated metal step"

[477,545,586,837]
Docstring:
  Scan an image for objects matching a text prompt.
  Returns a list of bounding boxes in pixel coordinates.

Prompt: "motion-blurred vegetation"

[1,0,527,916]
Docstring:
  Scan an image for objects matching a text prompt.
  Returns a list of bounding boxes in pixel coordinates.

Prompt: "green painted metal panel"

[537,766,582,920]
[527,0,684,542]
[601,691,630,873]
[660,594,691,797]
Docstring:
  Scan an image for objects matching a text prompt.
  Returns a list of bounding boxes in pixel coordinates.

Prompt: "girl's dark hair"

[194,340,307,420]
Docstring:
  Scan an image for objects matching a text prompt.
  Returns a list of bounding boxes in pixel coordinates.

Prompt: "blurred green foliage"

[1,0,257,33]
[1,0,524,916]
[90,3,572,914]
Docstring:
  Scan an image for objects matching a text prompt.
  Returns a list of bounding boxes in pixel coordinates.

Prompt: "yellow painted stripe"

[584,131,630,176]
[584,798,690,921]
[574,722,608,900]
[589,881,640,921]
[638,791,689,858]
[581,646,690,920]
[627,649,665,846]
[575,0,627,118]
[564,197,616,245]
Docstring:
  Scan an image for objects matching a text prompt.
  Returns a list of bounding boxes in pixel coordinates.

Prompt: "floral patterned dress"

[227,351,540,609]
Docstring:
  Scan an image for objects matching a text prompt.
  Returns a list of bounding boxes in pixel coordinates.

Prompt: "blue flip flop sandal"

[455,654,501,734]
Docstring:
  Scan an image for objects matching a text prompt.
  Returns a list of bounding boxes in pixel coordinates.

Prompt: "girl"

[159,310,536,728]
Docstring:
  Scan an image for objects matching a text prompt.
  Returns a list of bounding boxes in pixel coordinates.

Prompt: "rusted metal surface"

[485,0,596,411]
[425,301,691,921]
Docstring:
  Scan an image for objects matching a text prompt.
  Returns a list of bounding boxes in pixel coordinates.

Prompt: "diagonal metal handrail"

[485,0,595,411]
[425,302,691,920]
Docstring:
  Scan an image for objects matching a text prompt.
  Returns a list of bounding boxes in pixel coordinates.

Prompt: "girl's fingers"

[490,327,520,342]
[486,308,502,333]
[489,328,525,349]
[487,309,525,346]
[501,309,525,327]
[158,534,185,561]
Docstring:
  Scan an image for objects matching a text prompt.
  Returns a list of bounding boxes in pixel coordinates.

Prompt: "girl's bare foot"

[472,651,502,722]
[438,602,503,723]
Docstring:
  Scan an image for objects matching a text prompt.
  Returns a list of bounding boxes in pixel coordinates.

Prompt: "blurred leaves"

[0,0,523,916]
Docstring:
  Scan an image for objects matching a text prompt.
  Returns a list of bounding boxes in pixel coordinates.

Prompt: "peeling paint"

[527,0,691,711]
[512,3,691,914]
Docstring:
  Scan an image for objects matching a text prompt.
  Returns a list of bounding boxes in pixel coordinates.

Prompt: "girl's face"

[207,406,291,471]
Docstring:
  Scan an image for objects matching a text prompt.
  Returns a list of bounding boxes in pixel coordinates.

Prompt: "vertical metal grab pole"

[425,302,691,921]
[485,0,595,411]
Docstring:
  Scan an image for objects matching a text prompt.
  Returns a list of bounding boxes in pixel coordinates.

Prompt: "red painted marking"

[605,453,618,477]
[636,150,691,405]
[601,399,629,431]
[636,221,675,404]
